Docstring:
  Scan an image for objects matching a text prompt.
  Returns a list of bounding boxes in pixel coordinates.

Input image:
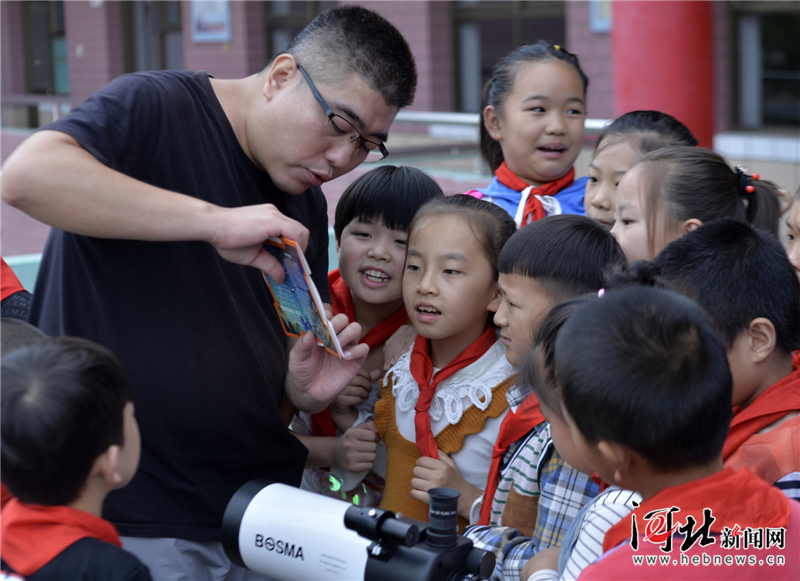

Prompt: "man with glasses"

[2,6,415,580]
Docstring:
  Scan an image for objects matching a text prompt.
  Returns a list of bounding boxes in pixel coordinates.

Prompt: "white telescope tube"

[223,482,370,581]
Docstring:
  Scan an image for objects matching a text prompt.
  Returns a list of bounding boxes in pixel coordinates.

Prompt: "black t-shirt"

[28,71,330,541]
[1,538,152,581]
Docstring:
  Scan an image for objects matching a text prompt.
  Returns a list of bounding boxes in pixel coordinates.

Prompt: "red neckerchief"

[1,257,25,300]
[311,269,409,438]
[722,363,800,460]
[478,392,544,525]
[1,484,13,510]
[410,326,498,458]
[602,467,791,553]
[495,162,576,226]
[1,499,122,576]
[591,472,611,494]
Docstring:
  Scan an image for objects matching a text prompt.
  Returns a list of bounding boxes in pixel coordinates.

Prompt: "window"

[453,1,565,112]
[24,1,68,95]
[735,5,799,128]
[264,1,335,60]
[123,1,183,72]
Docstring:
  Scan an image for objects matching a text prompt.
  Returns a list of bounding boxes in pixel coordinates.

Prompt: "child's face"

[338,218,408,310]
[494,273,555,367]
[487,60,586,186]
[540,399,593,475]
[404,214,499,349]
[611,167,658,262]
[116,402,141,488]
[786,199,800,280]
[585,140,640,229]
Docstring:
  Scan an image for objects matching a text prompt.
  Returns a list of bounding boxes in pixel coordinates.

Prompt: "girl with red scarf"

[374,195,516,530]
[465,42,590,228]
[292,166,442,506]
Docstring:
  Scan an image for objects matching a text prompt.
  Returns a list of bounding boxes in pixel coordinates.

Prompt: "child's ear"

[94,445,124,486]
[487,284,503,313]
[747,317,778,364]
[483,106,503,141]
[597,440,633,485]
[263,54,298,100]
[681,218,703,234]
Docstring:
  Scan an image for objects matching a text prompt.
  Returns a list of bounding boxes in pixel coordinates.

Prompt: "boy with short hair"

[519,298,642,581]
[555,286,799,580]
[462,215,626,581]
[1,337,151,581]
[655,219,800,498]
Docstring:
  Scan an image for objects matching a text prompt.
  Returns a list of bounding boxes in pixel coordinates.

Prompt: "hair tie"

[736,165,758,196]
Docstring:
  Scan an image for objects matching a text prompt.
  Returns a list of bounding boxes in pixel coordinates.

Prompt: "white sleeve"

[469,495,484,525]
[527,570,558,581]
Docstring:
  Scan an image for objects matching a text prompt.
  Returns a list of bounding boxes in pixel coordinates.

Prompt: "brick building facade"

[2,1,798,258]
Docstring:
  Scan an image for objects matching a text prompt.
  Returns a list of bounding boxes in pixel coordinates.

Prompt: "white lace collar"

[387,339,514,426]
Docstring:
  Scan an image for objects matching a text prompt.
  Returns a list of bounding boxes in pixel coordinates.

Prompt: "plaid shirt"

[534,445,599,549]
[464,442,599,581]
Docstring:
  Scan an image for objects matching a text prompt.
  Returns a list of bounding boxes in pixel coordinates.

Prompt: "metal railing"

[395,110,612,135]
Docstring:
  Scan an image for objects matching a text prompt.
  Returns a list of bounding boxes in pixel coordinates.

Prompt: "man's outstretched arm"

[1,130,306,282]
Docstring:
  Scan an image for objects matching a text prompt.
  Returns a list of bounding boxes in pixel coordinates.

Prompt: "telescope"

[222,480,495,581]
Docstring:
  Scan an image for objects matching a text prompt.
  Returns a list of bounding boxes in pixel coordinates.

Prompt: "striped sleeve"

[561,488,642,581]
[775,471,800,500]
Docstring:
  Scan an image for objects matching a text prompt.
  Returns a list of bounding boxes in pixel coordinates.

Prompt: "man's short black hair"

[655,219,800,354]
[333,166,443,242]
[556,286,732,472]
[498,215,626,300]
[2,337,132,505]
[286,5,417,108]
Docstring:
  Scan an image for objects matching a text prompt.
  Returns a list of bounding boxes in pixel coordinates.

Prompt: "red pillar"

[612,1,714,148]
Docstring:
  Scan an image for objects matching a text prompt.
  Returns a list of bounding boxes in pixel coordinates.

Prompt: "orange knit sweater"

[374,371,514,531]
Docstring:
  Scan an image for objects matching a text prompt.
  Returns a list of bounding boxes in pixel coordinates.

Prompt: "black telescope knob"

[464,546,496,578]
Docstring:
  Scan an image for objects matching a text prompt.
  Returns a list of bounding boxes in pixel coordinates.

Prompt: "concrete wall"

[1,2,27,95]
[63,1,126,100]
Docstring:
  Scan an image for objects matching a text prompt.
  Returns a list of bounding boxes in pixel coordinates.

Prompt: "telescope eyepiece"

[425,488,460,549]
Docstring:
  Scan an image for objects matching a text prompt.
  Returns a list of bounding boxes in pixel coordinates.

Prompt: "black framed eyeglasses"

[297,65,389,163]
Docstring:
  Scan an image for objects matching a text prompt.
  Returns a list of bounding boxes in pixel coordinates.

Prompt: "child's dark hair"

[654,218,800,354]
[556,286,733,472]
[498,215,626,300]
[631,147,782,255]
[521,295,593,421]
[333,166,443,242]
[2,337,132,505]
[1,317,47,357]
[595,110,698,156]
[409,195,516,280]
[284,5,416,108]
[480,41,589,172]
[602,260,670,291]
